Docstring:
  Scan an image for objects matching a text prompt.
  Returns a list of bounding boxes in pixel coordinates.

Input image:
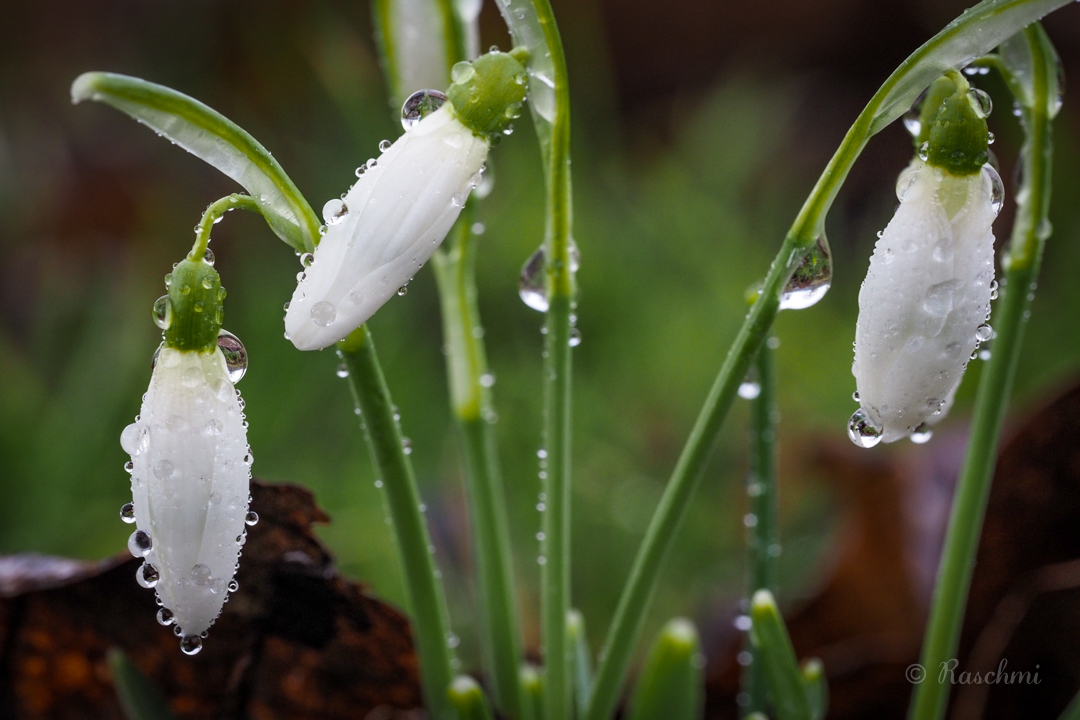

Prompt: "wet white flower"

[850,73,999,446]
[121,257,250,654]
[284,50,528,351]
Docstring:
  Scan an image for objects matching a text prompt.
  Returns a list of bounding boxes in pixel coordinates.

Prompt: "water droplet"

[923,279,959,317]
[120,503,136,523]
[743,513,758,528]
[228,579,239,592]
[379,139,392,152]
[734,615,753,631]
[191,563,212,586]
[180,635,203,655]
[310,301,337,327]
[322,198,348,226]
[852,391,860,402]
[537,555,547,565]
[336,363,349,378]
[781,235,832,310]
[847,409,882,448]
[976,323,993,342]
[121,423,150,456]
[479,373,495,387]
[447,632,462,648]
[136,562,159,589]
[397,285,408,297]
[569,328,582,347]
[910,423,934,444]
[983,163,1004,216]
[968,88,993,118]
[738,381,761,400]
[203,248,216,266]
[451,61,476,84]
[211,330,248,383]
[153,296,172,329]
[903,113,921,138]
[241,510,259,527]
[127,528,153,557]
[402,437,413,455]
[401,89,448,129]
[518,247,548,311]
[298,253,314,269]
[156,608,174,626]
[987,131,995,145]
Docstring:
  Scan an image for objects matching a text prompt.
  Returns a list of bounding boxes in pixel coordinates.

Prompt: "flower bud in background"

[120,254,253,654]
[284,49,528,351]
[850,72,1002,447]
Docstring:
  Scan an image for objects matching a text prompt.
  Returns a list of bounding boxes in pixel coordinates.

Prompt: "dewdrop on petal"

[121,254,251,653]
[285,49,529,350]
[851,72,999,446]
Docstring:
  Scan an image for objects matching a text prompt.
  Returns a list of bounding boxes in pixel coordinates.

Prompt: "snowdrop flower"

[285,49,529,350]
[120,256,253,654]
[850,72,1001,447]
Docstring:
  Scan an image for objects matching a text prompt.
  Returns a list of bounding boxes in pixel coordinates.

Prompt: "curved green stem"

[432,211,526,719]
[339,326,458,720]
[742,339,780,714]
[525,2,575,720]
[908,24,1057,720]
[187,194,263,261]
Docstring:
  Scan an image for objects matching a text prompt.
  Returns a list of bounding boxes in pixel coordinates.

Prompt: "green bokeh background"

[2,0,1079,670]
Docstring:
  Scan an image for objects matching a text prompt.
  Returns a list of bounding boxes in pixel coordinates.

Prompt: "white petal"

[853,160,996,442]
[285,107,488,350]
[124,347,251,637]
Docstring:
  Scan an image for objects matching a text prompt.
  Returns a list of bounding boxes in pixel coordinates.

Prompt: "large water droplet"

[847,409,882,448]
[120,503,136,523]
[202,248,216,266]
[518,242,582,312]
[738,381,761,400]
[136,562,159,589]
[322,198,348,226]
[451,61,476,84]
[976,323,993,342]
[180,635,203,655]
[156,607,174,626]
[983,163,1004,216]
[216,330,248,383]
[968,88,993,118]
[919,141,930,162]
[910,423,934,444]
[310,301,337,327]
[245,510,259,526]
[780,235,832,310]
[121,423,150,456]
[190,563,212,586]
[923,280,959,317]
[569,328,582,347]
[401,90,448,129]
[128,529,153,558]
[153,296,172,330]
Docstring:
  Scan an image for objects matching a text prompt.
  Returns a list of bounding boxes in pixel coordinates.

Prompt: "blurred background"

[2,0,1080,701]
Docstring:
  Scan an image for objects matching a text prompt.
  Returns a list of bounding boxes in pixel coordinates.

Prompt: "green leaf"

[448,675,495,720]
[493,0,556,154]
[71,72,320,253]
[749,591,812,720]
[801,658,828,720]
[999,22,1062,116]
[568,608,594,716]
[107,649,178,720]
[520,663,544,720]
[866,0,1071,136]
[625,618,704,720]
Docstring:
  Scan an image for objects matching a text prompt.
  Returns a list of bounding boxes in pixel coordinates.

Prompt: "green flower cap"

[919,72,990,176]
[447,48,530,138]
[163,258,225,353]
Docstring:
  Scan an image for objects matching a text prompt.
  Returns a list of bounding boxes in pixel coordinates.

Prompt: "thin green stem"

[528,2,574,720]
[742,339,780,715]
[187,194,262,261]
[432,212,526,720]
[339,326,458,720]
[909,24,1056,720]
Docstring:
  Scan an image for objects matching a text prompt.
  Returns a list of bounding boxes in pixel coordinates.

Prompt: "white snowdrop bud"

[284,50,528,351]
[123,347,251,649]
[850,72,1000,446]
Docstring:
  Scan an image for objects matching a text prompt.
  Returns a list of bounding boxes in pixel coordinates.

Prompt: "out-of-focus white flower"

[284,49,528,351]
[850,73,1000,447]
[121,257,252,655]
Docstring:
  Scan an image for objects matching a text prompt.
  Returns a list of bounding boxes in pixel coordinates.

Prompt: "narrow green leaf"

[493,0,556,155]
[107,649,177,720]
[866,0,1070,136]
[71,72,320,253]
[749,591,812,720]
[801,658,828,720]
[1059,686,1080,720]
[448,675,495,720]
[625,618,704,720]
[568,608,595,716]
[372,0,453,107]
[520,664,544,720]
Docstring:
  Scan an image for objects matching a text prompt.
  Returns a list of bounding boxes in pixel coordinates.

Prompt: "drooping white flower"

[120,257,252,654]
[850,73,1000,446]
[284,49,528,351]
